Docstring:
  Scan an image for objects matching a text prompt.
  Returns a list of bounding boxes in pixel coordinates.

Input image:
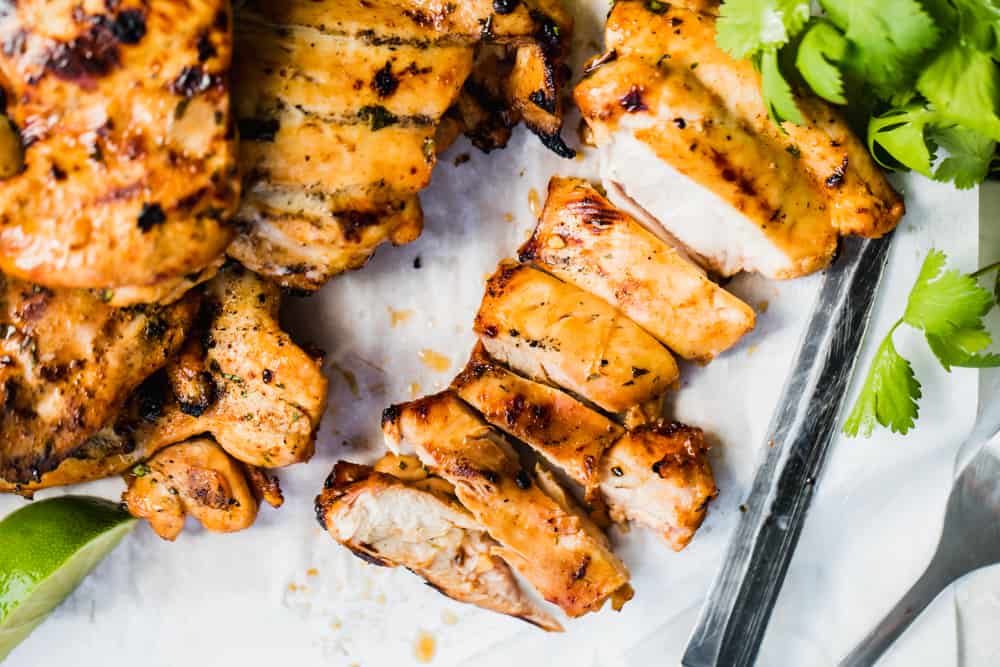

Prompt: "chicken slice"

[574,1,903,279]
[230,0,573,290]
[1,265,328,494]
[521,177,755,362]
[0,277,198,488]
[123,438,258,541]
[475,261,678,413]
[316,460,562,631]
[599,420,716,551]
[0,0,239,298]
[383,392,632,617]
[452,343,623,492]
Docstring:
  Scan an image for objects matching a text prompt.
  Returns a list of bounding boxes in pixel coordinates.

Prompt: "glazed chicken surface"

[383,392,633,618]
[0,0,239,301]
[0,276,198,489]
[1,267,328,539]
[229,0,574,290]
[475,261,679,414]
[574,0,904,279]
[316,459,562,631]
[520,178,756,362]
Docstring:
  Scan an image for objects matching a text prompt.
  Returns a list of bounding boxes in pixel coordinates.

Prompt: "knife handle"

[682,235,895,667]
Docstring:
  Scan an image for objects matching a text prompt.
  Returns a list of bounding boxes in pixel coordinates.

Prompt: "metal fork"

[840,370,1000,666]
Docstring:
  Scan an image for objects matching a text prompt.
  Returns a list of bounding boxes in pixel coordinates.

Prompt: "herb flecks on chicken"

[0,0,239,300]
[574,0,904,280]
[0,276,199,488]
[1,266,328,524]
[229,0,575,291]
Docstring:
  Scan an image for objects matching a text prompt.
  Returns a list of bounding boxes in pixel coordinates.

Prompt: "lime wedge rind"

[0,496,136,662]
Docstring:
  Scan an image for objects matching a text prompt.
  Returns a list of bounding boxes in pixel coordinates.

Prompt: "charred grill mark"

[171,65,219,98]
[568,196,624,228]
[503,394,526,426]
[620,85,647,113]
[710,150,758,199]
[237,117,279,142]
[338,209,381,243]
[572,555,591,581]
[826,156,848,188]
[137,202,166,231]
[371,61,399,98]
[44,21,121,86]
[110,10,147,44]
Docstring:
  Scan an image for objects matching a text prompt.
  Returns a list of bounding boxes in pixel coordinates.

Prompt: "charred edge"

[338,210,381,243]
[238,117,279,142]
[620,85,647,113]
[528,89,556,114]
[348,545,390,567]
[171,65,220,98]
[825,156,848,188]
[572,555,591,581]
[177,371,218,417]
[534,127,575,159]
[530,10,563,57]
[380,404,401,430]
[584,49,617,77]
[493,0,519,14]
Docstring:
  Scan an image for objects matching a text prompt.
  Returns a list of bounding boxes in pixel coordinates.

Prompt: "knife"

[682,234,895,667]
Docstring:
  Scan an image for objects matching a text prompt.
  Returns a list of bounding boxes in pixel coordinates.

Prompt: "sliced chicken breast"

[316,460,562,631]
[599,420,716,551]
[0,0,239,298]
[123,437,259,541]
[452,343,623,491]
[521,177,755,362]
[575,1,903,279]
[475,261,678,413]
[383,392,632,617]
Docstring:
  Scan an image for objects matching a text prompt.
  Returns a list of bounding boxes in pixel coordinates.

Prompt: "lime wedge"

[0,496,136,661]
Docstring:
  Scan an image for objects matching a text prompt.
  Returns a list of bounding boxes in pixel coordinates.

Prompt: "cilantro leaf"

[843,330,921,437]
[819,0,939,98]
[926,327,1000,370]
[917,41,1000,141]
[931,124,997,188]
[758,48,804,124]
[867,105,937,175]
[904,249,995,336]
[716,0,811,58]
[795,20,848,104]
[951,0,1000,57]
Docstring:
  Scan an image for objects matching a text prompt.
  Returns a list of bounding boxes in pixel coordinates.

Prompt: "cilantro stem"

[970,261,1000,279]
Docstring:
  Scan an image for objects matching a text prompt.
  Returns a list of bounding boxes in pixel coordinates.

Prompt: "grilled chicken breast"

[599,421,716,551]
[317,460,562,631]
[575,1,903,279]
[123,437,259,541]
[0,0,239,299]
[453,343,623,492]
[520,178,755,362]
[1,265,328,494]
[0,276,198,488]
[475,261,678,413]
[383,392,632,617]
[230,0,574,291]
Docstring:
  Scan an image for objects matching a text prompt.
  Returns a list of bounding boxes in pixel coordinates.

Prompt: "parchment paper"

[0,2,986,665]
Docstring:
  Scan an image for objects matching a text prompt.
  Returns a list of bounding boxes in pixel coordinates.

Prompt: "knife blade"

[682,234,895,667]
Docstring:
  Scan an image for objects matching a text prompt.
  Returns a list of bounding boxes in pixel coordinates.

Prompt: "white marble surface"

[0,3,994,665]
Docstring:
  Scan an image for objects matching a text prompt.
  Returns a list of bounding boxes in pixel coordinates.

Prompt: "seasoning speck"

[408,382,422,398]
[388,308,413,327]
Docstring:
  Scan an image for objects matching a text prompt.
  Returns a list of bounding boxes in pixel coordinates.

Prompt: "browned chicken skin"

[0,0,240,299]
[383,392,633,618]
[316,459,562,631]
[1,265,328,495]
[574,1,903,279]
[229,0,574,290]
[123,437,259,541]
[0,276,198,488]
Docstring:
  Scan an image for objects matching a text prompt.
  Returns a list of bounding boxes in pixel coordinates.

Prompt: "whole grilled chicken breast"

[0,0,239,299]
[316,460,562,631]
[575,0,903,279]
[383,392,633,617]
[0,275,198,488]
[230,0,574,290]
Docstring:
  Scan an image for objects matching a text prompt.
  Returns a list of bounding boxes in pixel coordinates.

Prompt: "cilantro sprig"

[844,250,1000,438]
[715,0,1000,189]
